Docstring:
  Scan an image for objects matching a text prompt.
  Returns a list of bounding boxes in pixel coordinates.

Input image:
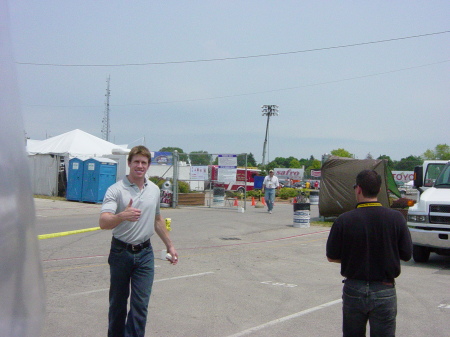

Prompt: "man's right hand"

[119,199,141,222]
[99,199,141,229]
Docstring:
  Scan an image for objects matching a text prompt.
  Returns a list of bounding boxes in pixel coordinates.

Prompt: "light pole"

[261,105,279,167]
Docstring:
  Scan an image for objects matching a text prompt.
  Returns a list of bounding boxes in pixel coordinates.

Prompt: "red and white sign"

[311,170,321,178]
[391,171,414,183]
[274,168,304,180]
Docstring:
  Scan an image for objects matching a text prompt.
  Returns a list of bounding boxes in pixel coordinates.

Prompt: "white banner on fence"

[218,154,237,183]
[190,166,208,181]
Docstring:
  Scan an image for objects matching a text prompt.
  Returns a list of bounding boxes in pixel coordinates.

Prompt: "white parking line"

[67,271,215,297]
[154,271,214,283]
[226,299,342,337]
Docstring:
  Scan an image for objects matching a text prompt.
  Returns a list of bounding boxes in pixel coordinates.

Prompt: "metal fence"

[168,152,250,209]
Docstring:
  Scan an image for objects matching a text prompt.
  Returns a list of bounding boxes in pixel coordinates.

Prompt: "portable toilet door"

[66,158,84,201]
[81,158,117,203]
[97,159,118,202]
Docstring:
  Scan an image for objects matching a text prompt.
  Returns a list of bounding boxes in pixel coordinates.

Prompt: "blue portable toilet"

[81,158,117,203]
[66,158,85,201]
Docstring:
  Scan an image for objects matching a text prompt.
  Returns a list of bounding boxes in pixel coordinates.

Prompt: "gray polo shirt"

[101,176,161,245]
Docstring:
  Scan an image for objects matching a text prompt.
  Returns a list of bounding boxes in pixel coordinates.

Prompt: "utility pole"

[101,75,111,141]
[261,105,279,167]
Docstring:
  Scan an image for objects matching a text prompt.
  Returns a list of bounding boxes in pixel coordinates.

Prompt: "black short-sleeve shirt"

[326,202,412,281]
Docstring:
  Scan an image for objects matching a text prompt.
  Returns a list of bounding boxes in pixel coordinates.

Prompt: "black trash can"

[293,203,310,228]
[309,190,319,205]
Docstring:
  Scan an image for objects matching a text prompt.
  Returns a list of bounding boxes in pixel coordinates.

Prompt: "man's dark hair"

[356,170,382,198]
[128,145,152,164]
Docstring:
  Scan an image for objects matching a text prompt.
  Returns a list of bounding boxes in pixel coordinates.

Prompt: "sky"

[7,1,450,163]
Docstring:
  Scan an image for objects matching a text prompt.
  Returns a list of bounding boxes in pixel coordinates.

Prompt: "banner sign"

[391,171,414,183]
[190,166,208,181]
[151,151,172,165]
[311,170,321,178]
[274,168,304,180]
[218,154,237,183]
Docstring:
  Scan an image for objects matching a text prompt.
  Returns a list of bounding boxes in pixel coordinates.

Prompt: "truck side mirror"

[414,166,423,188]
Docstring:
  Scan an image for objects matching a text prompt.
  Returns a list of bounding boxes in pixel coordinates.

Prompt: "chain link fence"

[163,152,252,209]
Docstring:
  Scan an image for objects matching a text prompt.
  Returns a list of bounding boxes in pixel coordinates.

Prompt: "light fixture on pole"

[261,105,279,167]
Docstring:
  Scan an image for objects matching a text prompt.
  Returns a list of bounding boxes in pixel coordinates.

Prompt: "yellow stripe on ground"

[38,227,101,240]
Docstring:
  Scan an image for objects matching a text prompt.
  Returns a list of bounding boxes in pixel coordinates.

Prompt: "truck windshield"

[434,163,450,187]
[424,163,445,187]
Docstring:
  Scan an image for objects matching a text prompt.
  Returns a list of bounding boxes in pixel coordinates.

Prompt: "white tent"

[27,129,128,196]
[27,129,127,157]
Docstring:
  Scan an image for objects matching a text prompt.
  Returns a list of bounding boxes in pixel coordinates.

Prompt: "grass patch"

[34,195,66,201]
[311,221,333,227]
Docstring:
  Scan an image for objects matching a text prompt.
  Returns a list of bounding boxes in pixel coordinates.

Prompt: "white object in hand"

[166,253,177,261]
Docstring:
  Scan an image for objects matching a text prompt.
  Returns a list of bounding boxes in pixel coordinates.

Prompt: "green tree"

[267,157,288,169]
[247,153,257,167]
[289,158,301,168]
[285,156,298,167]
[377,155,393,168]
[189,151,211,165]
[298,155,316,171]
[330,148,353,158]
[264,156,302,172]
[394,155,422,171]
[159,147,188,162]
[237,153,257,167]
[305,159,322,176]
[423,144,450,160]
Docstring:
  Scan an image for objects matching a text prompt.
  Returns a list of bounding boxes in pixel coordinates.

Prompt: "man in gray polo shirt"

[100,145,178,337]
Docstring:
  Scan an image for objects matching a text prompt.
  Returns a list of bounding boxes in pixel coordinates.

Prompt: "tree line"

[159,144,449,174]
[328,145,449,171]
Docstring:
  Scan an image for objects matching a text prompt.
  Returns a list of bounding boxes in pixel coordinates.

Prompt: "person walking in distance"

[262,170,280,214]
[99,145,178,337]
[326,170,412,337]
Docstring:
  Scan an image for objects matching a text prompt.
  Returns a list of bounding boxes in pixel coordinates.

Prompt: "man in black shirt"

[326,170,412,337]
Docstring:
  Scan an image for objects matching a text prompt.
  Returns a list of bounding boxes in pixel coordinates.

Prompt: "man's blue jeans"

[264,188,276,211]
[108,241,155,337]
[342,279,397,337]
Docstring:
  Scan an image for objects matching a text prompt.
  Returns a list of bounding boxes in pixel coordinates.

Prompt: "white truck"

[407,160,450,262]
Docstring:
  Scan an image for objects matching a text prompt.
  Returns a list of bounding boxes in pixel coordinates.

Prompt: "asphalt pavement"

[35,198,449,337]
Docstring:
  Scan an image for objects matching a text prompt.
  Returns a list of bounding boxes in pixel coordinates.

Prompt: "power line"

[25,59,448,108]
[16,30,450,67]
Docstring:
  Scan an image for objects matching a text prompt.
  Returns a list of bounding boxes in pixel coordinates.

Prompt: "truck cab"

[407,160,450,262]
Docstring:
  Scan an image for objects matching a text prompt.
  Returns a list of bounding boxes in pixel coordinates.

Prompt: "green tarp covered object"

[318,156,400,217]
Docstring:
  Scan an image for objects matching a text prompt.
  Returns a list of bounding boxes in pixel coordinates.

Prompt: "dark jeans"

[108,240,155,337]
[342,279,397,337]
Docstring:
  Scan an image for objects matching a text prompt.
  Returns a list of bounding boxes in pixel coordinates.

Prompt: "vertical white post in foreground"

[0,2,46,336]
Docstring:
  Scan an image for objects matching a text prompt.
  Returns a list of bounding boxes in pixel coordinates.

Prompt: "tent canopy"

[27,129,127,157]
[318,156,400,217]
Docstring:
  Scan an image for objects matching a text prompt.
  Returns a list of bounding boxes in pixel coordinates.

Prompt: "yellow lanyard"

[357,202,382,208]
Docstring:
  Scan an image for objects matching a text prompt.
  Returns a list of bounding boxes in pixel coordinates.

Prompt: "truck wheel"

[237,187,245,194]
[413,245,430,263]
